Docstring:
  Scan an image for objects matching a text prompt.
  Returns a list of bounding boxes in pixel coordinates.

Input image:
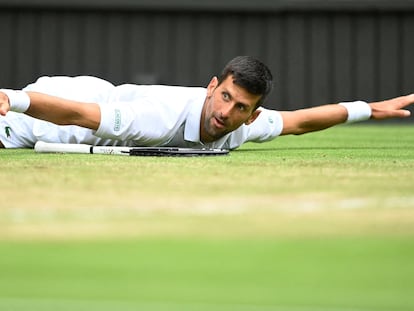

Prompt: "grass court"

[1,125,414,311]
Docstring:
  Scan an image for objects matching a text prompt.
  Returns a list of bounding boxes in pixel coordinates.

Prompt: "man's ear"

[245,109,262,125]
[206,76,218,97]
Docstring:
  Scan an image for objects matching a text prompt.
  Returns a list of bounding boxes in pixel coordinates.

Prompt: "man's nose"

[220,103,233,119]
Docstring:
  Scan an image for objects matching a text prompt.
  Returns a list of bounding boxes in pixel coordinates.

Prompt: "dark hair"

[217,56,273,108]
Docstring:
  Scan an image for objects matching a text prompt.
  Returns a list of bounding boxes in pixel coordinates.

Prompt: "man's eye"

[222,92,230,101]
[237,104,246,111]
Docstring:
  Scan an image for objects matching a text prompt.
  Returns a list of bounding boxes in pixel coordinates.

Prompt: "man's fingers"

[0,92,11,116]
[406,93,414,101]
[0,103,8,116]
[0,108,8,116]
[0,102,9,116]
[369,93,414,120]
[393,94,413,117]
[394,93,414,108]
[371,107,411,120]
[394,109,411,118]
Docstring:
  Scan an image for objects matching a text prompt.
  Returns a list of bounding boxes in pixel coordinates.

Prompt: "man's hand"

[370,94,414,120]
[0,92,10,116]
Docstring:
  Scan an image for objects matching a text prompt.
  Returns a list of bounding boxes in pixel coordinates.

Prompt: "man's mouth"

[212,116,226,129]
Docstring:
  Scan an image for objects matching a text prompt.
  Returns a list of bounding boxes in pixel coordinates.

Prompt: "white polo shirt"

[18,76,283,149]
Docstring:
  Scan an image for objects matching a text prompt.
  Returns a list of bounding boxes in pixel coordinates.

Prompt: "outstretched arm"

[279,94,414,135]
[0,90,101,130]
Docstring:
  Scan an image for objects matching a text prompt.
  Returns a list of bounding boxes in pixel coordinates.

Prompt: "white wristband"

[0,89,30,113]
[339,101,372,123]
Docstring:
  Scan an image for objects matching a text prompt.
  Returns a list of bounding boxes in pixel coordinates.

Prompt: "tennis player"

[0,56,413,149]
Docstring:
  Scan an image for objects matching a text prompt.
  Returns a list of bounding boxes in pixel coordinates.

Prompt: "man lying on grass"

[0,56,413,149]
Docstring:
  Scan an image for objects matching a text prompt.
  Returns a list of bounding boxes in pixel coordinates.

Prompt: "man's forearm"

[280,104,349,135]
[25,91,101,130]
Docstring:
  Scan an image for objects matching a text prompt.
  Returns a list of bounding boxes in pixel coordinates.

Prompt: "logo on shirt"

[5,126,11,138]
[268,116,274,124]
[114,109,121,132]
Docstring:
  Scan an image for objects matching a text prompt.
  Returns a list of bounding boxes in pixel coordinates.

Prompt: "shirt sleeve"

[225,108,283,150]
[95,101,171,145]
[94,98,183,145]
[244,108,284,142]
[95,102,135,140]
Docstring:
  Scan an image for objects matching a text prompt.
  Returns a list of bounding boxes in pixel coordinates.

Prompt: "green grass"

[0,125,414,310]
[0,238,413,311]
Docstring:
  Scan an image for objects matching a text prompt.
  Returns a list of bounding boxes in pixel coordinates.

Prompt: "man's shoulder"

[144,84,207,100]
[113,84,206,106]
[116,83,206,92]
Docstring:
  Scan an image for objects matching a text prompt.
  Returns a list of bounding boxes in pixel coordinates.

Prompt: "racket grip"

[34,141,92,154]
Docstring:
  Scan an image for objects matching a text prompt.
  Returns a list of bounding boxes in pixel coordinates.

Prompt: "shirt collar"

[184,96,204,143]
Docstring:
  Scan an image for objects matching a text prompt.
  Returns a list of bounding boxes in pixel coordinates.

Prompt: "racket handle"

[35,141,131,155]
[35,141,92,154]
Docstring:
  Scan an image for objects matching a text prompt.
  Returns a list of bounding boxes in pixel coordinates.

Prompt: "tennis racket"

[34,141,229,157]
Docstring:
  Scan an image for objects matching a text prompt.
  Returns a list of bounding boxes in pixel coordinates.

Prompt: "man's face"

[200,75,262,143]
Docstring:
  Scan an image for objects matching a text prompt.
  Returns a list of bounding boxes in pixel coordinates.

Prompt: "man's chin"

[201,119,230,142]
[208,129,229,141]
[202,129,226,143]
